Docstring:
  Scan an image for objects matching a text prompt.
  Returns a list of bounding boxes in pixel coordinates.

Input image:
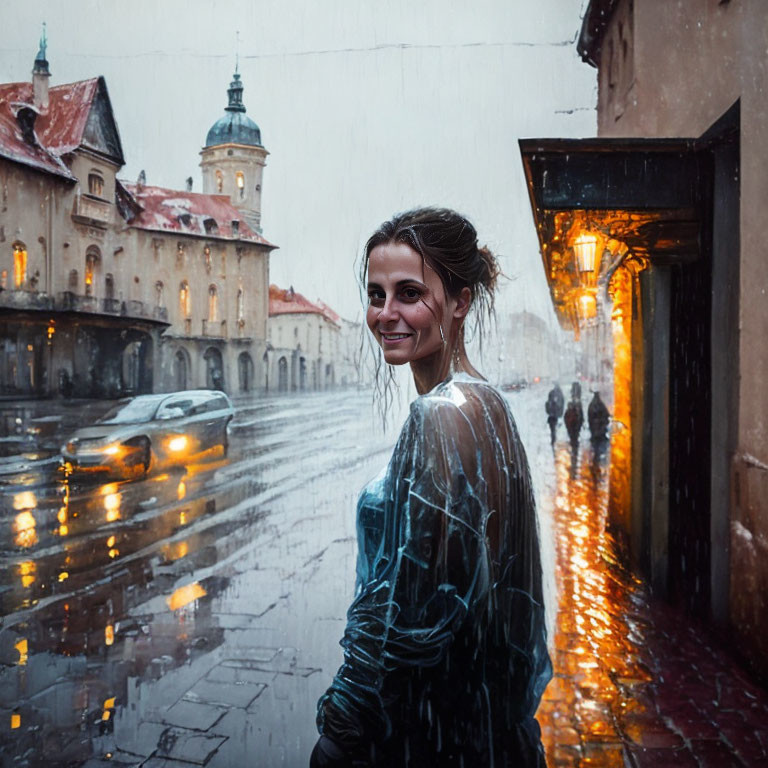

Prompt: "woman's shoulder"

[408,373,511,434]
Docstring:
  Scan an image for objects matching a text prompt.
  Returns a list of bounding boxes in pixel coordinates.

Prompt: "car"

[61,390,234,478]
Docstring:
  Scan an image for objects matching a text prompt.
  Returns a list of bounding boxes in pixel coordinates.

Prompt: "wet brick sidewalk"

[538,442,768,767]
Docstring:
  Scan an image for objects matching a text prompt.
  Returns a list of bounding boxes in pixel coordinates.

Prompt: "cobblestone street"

[539,440,768,767]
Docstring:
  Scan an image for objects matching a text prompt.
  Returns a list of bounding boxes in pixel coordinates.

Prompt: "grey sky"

[1,0,595,331]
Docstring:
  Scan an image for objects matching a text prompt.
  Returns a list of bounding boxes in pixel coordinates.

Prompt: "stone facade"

[0,55,275,398]
[266,285,358,392]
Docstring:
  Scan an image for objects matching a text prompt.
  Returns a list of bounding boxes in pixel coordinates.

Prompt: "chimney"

[185,176,193,192]
[137,170,146,191]
[32,25,51,113]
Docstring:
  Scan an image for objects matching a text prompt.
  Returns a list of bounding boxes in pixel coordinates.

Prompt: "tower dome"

[204,72,262,148]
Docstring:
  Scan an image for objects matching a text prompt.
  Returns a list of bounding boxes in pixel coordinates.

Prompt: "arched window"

[235,171,245,199]
[85,246,100,297]
[204,246,212,273]
[69,269,79,290]
[236,288,244,322]
[105,273,115,299]
[0,270,7,289]
[215,170,224,193]
[179,281,191,318]
[12,243,27,289]
[155,281,165,307]
[88,171,104,197]
[208,285,218,322]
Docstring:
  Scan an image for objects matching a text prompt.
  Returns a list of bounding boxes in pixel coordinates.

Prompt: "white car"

[61,390,233,478]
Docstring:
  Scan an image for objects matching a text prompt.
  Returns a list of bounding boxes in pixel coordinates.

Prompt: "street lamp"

[573,232,598,287]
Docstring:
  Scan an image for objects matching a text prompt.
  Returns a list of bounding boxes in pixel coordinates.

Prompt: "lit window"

[236,171,245,199]
[1,269,7,289]
[204,246,212,273]
[88,172,104,197]
[179,281,191,318]
[13,243,27,288]
[215,170,224,193]
[237,288,244,321]
[84,249,99,297]
[208,285,218,322]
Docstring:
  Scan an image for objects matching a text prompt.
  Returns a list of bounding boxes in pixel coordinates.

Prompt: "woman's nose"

[378,298,398,323]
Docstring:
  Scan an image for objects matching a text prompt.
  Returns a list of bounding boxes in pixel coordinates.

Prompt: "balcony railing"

[0,289,54,311]
[71,194,112,227]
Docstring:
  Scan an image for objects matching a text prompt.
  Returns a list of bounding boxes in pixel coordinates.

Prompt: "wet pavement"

[538,438,768,767]
[1,388,767,767]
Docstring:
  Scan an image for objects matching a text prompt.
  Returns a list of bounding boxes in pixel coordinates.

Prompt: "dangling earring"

[439,324,446,345]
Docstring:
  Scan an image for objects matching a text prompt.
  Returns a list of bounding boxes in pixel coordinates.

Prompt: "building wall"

[593,0,768,672]
[0,152,271,398]
[267,312,341,391]
[200,142,267,232]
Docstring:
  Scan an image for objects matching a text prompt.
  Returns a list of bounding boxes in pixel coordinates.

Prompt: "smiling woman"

[311,208,552,767]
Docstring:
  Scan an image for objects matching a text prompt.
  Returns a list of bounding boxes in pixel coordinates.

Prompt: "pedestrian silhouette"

[545,383,565,445]
[588,391,610,443]
[564,382,584,447]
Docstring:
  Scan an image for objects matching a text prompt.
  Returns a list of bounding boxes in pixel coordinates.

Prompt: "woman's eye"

[368,291,384,304]
[401,288,421,301]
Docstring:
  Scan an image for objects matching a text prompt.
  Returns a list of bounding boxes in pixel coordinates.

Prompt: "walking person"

[545,382,565,445]
[311,208,552,767]
[564,381,584,447]
[587,391,610,444]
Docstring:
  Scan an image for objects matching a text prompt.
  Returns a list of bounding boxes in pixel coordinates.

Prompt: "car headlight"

[168,436,188,452]
[103,444,121,456]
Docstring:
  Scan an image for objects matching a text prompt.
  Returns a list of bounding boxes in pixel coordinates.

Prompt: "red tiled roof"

[269,284,340,325]
[121,182,275,246]
[0,78,103,179]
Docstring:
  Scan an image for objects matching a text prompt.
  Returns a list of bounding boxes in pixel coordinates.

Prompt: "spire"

[33,22,50,76]
[225,72,246,113]
[225,32,246,113]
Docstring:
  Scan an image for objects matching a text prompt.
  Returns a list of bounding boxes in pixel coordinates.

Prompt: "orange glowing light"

[11,713,20,729]
[58,572,69,582]
[57,507,67,524]
[107,535,116,547]
[177,481,186,500]
[19,561,36,588]
[13,491,37,510]
[13,511,38,548]
[166,581,206,611]
[105,624,114,646]
[168,435,188,453]
[15,639,28,665]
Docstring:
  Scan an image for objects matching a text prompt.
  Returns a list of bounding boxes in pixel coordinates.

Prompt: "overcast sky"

[1,0,595,335]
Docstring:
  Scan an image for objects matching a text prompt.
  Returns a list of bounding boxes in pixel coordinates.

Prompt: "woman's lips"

[381,332,413,345]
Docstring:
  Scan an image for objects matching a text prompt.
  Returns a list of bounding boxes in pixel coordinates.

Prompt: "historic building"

[520,0,768,676]
[267,284,358,392]
[0,40,276,397]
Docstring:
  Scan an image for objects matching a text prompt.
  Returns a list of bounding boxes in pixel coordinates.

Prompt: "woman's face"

[366,241,455,366]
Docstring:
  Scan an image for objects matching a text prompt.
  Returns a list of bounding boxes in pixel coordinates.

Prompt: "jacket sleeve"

[316,397,491,751]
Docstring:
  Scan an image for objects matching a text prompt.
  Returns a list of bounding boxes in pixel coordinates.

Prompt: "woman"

[311,208,552,767]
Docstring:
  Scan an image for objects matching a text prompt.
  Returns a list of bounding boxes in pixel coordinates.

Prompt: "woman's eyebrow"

[367,279,428,289]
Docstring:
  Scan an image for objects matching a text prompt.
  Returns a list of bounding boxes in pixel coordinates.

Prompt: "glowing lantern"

[573,232,599,286]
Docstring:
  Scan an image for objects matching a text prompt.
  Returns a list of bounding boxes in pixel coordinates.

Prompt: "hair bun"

[477,244,500,295]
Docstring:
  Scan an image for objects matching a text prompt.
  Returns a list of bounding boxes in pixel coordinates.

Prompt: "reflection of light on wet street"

[538,441,641,767]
